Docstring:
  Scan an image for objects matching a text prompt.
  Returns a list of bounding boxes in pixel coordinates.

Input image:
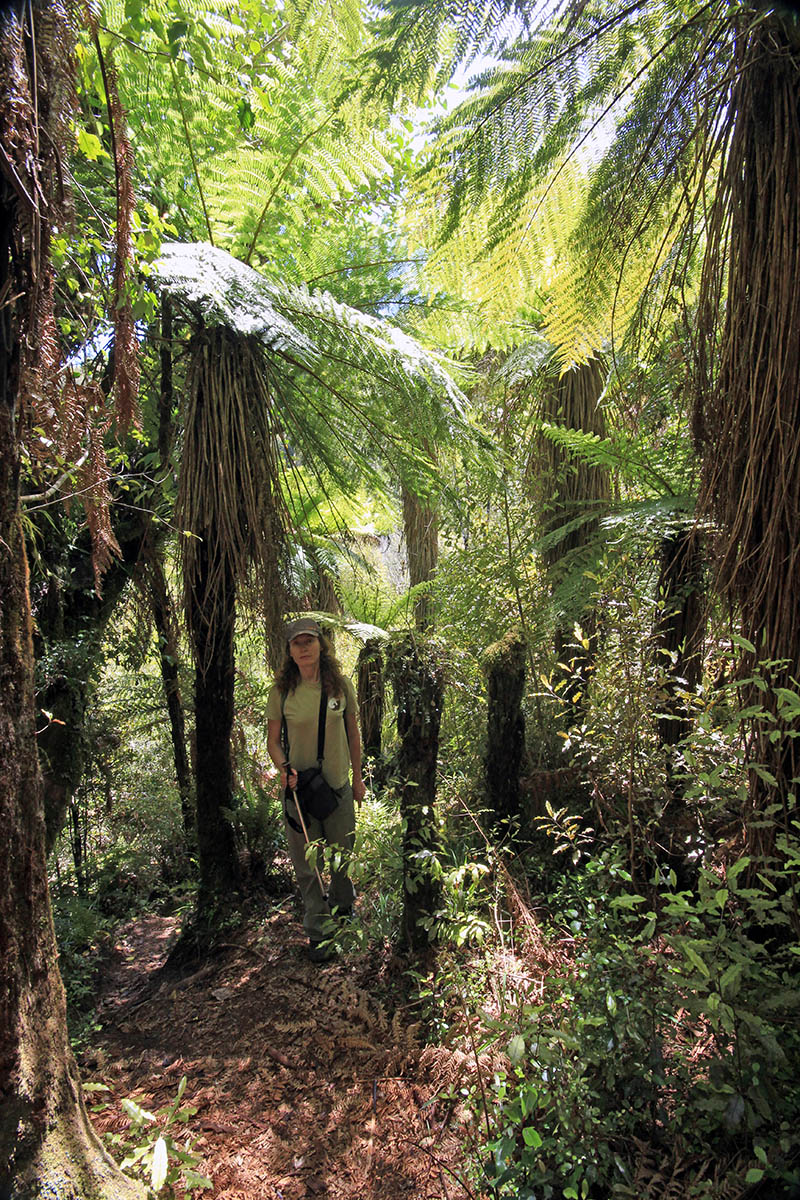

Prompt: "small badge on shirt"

[328,697,342,711]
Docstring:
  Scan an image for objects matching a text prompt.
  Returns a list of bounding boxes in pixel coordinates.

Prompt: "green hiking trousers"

[285,782,355,940]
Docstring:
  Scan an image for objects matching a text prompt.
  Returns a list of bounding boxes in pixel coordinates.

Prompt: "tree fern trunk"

[697,16,800,868]
[0,4,144,1193]
[190,539,241,925]
[357,636,385,763]
[402,483,438,632]
[540,355,610,724]
[483,626,527,831]
[387,633,443,952]
[144,543,195,845]
[655,528,704,753]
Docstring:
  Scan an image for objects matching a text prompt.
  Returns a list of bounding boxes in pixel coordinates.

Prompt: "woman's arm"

[344,708,366,806]
[267,717,297,792]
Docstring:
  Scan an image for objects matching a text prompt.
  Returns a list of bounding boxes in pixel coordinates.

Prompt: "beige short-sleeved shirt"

[267,677,356,789]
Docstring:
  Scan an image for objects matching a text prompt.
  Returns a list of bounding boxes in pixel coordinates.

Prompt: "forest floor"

[79,892,489,1200]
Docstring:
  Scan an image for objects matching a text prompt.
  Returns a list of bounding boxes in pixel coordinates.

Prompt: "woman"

[266,617,366,962]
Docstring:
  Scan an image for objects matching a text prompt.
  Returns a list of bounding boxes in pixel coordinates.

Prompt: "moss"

[9,1104,146,1200]
[482,624,526,673]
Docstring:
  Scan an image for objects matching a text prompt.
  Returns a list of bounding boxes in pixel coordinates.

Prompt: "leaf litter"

[81,903,479,1200]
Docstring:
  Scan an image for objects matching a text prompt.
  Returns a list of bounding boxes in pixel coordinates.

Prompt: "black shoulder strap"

[280,687,327,767]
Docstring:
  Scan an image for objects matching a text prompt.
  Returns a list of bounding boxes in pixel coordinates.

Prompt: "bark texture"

[357,637,385,762]
[655,529,704,753]
[539,355,609,723]
[483,627,527,829]
[142,541,195,844]
[0,8,142,1191]
[695,16,800,861]
[401,484,438,633]
[191,542,241,926]
[387,634,444,952]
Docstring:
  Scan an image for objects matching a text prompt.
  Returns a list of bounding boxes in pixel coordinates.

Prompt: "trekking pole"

[290,786,326,896]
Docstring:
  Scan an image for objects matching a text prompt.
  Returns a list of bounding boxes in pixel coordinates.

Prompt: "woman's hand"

[352,775,367,807]
[281,765,298,792]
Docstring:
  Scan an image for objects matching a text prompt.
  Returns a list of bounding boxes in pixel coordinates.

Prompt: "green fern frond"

[154,242,316,356]
[100,0,396,258]
[334,568,432,633]
[539,423,679,497]
[153,242,491,518]
[367,0,529,104]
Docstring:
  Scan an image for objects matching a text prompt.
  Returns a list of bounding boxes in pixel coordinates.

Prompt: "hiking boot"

[308,938,336,964]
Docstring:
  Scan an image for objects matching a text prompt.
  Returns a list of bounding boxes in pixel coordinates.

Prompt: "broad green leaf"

[151,1136,168,1192]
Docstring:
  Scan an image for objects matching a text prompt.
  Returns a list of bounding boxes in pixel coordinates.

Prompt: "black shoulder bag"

[281,688,341,824]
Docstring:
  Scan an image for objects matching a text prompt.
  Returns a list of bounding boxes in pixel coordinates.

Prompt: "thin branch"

[20,451,89,504]
[304,257,424,286]
[169,59,214,244]
[244,112,335,265]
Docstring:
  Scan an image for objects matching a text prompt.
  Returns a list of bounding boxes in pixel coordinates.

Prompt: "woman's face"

[289,633,321,675]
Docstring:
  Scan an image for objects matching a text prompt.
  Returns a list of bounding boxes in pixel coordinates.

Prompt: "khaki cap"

[285,617,321,643]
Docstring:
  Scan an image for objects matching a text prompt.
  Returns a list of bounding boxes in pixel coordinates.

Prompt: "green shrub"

[467,852,800,1199]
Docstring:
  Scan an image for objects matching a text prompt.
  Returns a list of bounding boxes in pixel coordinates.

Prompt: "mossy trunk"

[0,8,144,1190]
[387,634,444,952]
[357,637,385,763]
[402,484,438,633]
[483,627,527,830]
[539,355,609,725]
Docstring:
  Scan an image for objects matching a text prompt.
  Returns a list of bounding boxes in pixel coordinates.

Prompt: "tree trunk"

[0,7,143,1189]
[540,354,610,725]
[0,525,144,1197]
[401,484,438,632]
[357,637,385,763]
[142,543,195,845]
[696,16,800,869]
[483,626,527,830]
[655,528,704,753]
[190,540,241,927]
[387,634,444,952]
[651,528,706,883]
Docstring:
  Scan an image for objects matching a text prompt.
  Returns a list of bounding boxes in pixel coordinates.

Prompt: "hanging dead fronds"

[1,0,75,440]
[74,383,121,590]
[177,326,290,668]
[88,17,140,433]
[695,15,800,813]
[2,1,136,590]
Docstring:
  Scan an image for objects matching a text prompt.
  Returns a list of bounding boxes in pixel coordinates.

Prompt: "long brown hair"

[275,631,347,698]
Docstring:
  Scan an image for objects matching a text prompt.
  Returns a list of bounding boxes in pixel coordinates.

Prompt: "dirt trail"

[82,903,477,1200]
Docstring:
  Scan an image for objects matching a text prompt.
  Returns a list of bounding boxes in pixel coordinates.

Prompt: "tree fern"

[374,0,744,361]
[153,241,489,517]
[96,0,397,262]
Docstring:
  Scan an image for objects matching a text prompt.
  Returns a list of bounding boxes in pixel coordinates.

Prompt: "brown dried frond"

[85,16,140,433]
[75,383,121,592]
[1,0,76,424]
[109,72,139,433]
[618,1139,749,1200]
[177,328,290,669]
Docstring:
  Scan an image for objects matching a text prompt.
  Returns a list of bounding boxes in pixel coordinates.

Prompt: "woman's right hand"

[281,765,298,791]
